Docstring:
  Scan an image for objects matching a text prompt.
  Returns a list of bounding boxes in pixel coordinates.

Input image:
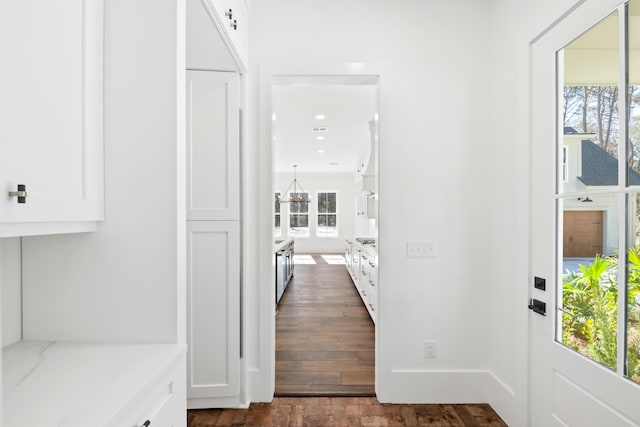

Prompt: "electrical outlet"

[407,241,437,258]
[424,340,437,359]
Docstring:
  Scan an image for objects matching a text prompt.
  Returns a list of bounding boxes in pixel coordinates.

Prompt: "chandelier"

[278,165,310,204]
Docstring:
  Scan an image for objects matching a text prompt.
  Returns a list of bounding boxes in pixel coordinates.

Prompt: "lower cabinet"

[186,221,241,408]
[110,348,187,427]
[345,238,377,323]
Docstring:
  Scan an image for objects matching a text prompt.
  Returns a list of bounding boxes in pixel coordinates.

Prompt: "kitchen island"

[275,239,294,304]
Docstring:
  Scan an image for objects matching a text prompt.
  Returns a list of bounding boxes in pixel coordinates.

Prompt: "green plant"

[562,249,640,381]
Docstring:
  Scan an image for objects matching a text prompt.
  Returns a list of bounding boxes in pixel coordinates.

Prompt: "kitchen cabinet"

[345,238,378,323]
[186,69,242,408]
[0,0,104,237]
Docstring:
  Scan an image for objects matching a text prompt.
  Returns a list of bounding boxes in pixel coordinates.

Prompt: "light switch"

[407,240,436,258]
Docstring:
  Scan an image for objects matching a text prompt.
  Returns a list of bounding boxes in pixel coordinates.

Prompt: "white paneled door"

[186,70,240,221]
[187,221,240,402]
[530,0,640,425]
[186,69,241,408]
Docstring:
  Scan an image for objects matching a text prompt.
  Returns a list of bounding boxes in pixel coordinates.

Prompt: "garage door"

[563,210,603,257]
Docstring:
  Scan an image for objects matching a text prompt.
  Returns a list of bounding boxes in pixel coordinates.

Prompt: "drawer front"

[108,354,186,427]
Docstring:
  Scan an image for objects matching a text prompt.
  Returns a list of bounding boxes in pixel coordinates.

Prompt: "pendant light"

[278,165,310,205]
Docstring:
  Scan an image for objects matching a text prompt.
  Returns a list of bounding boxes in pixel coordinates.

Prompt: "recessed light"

[316,136,325,141]
[315,114,325,120]
[317,149,325,154]
[329,162,339,166]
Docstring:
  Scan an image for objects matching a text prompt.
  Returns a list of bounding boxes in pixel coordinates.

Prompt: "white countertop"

[3,340,186,427]
[274,239,294,253]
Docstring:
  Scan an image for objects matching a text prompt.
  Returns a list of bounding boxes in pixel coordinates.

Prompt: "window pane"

[561,10,619,192]
[290,192,309,213]
[629,0,640,177]
[275,193,281,214]
[558,196,618,372]
[627,179,640,382]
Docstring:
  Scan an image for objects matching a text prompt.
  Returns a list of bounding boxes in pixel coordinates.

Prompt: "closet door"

[187,221,240,402]
[186,70,239,221]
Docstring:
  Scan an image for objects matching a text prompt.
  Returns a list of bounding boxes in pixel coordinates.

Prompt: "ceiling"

[273,83,377,174]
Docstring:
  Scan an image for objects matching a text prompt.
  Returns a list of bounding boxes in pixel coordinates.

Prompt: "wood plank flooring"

[186,254,508,426]
[187,397,508,426]
[275,254,375,396]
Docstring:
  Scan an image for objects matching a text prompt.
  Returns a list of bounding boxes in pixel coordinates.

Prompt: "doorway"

[267,73,380,396]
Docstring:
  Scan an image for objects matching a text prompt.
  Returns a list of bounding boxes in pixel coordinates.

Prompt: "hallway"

[275,254,375,396]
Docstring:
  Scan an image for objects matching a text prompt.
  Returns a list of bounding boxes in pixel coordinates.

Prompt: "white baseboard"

[486,370,526,427]
[380,369,489,403]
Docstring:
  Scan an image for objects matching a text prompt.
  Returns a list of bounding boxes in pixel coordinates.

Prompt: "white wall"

[274,172,355,253]
[1,238,21,347]
[248,0,495,405]
[485,0,584,425]
[18,0,185,343]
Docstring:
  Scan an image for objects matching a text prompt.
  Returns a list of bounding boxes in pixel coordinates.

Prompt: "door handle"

[528,299,546,316]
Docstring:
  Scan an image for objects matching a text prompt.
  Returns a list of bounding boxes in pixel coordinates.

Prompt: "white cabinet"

[345,238,378,323]
[197,0,249,72]
[187,70,240,221]
[0,0,104,237]
[186,70,241,408]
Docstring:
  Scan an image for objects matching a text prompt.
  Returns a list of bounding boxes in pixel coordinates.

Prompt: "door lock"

[8,184,27,203]
[528,299,546,316]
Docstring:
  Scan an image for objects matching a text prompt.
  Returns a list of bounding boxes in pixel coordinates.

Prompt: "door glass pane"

[630,0,640,177]
[627,193,640,383]
[558,196,618,372]
[561,10,619,192]
[627,0,640,383]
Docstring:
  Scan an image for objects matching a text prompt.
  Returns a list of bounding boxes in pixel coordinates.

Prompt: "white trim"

[254,62,383,403]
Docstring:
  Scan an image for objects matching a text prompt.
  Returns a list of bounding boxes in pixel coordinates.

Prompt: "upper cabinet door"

[186,70,240,221]
[0,0,104,234]
[193,0,249,72]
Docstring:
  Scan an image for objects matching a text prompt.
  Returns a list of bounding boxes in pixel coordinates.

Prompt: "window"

[274,192,281,237]
[317,192,337,237]
[288,192,309,237]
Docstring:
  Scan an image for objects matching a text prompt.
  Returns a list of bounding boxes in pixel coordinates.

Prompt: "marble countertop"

[3,340,186,427]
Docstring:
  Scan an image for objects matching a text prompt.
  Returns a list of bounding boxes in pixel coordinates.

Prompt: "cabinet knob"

[225,8,233,19]
[230,19,238,30]
[8,184,27,203]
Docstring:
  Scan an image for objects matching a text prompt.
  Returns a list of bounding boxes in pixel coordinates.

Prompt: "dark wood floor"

[187,397,508,426]
[275,254,375,395]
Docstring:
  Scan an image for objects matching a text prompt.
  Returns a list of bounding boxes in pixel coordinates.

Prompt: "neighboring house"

[562,127,640,257]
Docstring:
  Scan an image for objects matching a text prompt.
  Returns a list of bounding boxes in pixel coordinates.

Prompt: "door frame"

[529,0,640,425]
[254,62,382,400]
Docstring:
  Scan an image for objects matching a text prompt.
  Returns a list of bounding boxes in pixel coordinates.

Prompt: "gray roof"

[577,140,640,186]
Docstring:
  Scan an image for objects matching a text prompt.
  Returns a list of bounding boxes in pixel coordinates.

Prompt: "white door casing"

[530,1,640,425]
